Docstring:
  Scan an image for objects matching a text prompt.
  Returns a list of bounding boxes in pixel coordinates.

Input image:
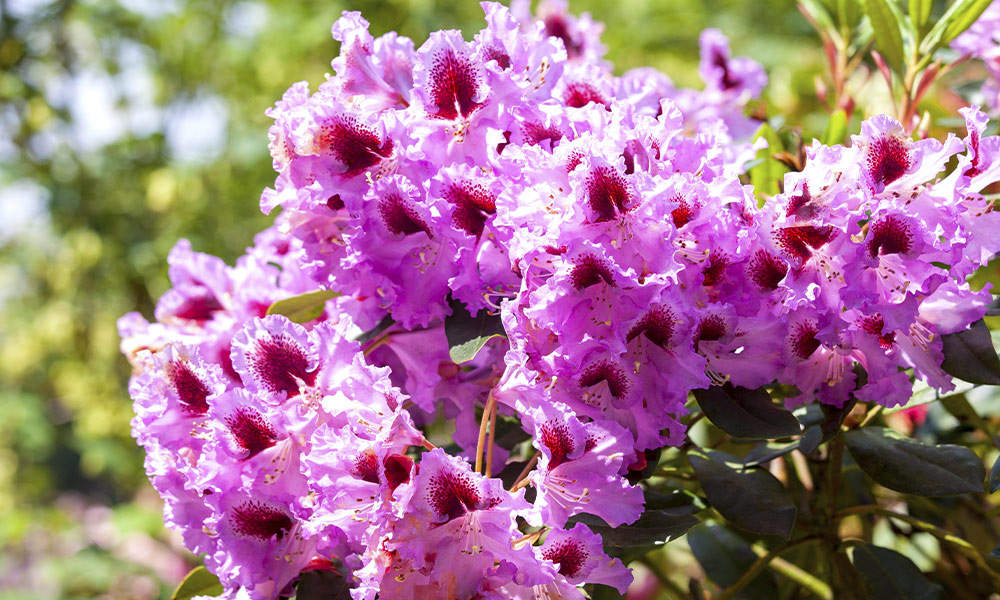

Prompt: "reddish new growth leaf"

[428,48,482,120]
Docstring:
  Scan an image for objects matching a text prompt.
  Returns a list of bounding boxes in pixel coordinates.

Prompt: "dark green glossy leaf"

[570,507,701,548]
[693,384,801,440]
[991,454,1000,494]
[688,524,778,600]
[352,314,394,344]
[940,319,1000,385]
[295,568,352,600]
[852,544,944,600]
[987,295,1000,317]
[844,427,986,496]
[821,397,857,441]
[865,0,907,71]
[690,452,797,538]
[171,566,223,600]
[444,299,506,363]
[266,289,340,324]
[741,425,822,467]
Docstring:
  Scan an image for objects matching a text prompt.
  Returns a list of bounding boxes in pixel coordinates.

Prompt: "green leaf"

[852,544,944,600]
[444,299,506,363]
[990,454,1000,494]
[266,289,340,324]
[986,295,1000,317]
[295,568,352,599]
[171,566,223,600]
[940,319,1000,385]
[838,0,864,32]
[822,109,848,145]
[693,384,801,440]
[690,451,797,538]
[844,427,986,496]
[909,0,932,36]
[748,123,790,206]
[801,0,839,33]
[570,507,701,549]
[920,0,994,55]
[883,378,975,414]
[352,314,394,344]
[865,0,907,71]
[688,524,779,600]
[741,426,822,467]
[941,0,994,45]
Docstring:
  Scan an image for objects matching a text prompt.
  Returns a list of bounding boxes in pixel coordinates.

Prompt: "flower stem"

[475,392,497,475]
[511,452,539,492]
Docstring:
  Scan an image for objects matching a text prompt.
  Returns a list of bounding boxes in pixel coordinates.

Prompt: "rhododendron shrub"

[121,2,1000,598]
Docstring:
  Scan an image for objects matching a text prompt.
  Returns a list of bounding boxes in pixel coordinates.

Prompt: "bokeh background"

[2,0,978,598]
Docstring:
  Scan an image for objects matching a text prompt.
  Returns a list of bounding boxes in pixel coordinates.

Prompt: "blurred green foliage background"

[0,1,846,597]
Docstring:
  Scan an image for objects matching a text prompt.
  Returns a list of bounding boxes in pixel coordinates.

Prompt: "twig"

[475,392,497,474]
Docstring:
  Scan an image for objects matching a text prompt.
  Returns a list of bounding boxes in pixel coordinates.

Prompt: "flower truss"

[120,1,1000,598]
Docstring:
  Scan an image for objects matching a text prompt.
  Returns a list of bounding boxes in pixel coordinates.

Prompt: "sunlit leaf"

[865,0,907,72]
[693,384,801,440]
[266,290,341,324]
[940,319,1000,385]
[171,566,223,600]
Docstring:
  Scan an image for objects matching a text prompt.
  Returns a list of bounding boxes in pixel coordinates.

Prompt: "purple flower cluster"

[120,2,1000,598]
[953,0,1000,113]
